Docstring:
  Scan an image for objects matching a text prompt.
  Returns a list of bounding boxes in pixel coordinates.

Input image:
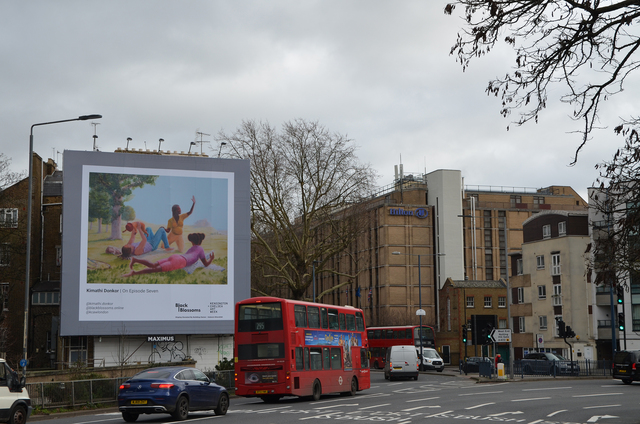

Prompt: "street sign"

[490,329,512,343]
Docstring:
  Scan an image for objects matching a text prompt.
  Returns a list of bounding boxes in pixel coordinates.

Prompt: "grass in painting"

[86,223,227,285]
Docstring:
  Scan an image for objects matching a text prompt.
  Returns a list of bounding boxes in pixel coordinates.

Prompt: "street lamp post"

[392,250,444,371]
[24,114,101,377]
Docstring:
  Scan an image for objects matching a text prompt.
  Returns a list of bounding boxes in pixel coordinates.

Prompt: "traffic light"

[557,318,566,338]
[618,312,625,331]
[565,325,576,338]
[462,325,467,343]
[485,323,494,345]
[616,286,624,304]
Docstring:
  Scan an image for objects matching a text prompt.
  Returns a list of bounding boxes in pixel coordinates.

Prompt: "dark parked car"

[613,350,640,384]
[520,352,578,376]
[462,357,494,373]
[118,367,229,422]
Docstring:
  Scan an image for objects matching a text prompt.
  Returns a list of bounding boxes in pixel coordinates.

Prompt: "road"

[32,371,637,424]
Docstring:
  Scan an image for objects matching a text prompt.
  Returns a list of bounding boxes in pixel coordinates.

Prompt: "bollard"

[497,363,506,380]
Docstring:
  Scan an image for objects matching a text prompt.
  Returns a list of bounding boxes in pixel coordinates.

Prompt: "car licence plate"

[131,400,147,405]
[618,369,626,373]
[255,390,269,394]
[393,367,402,370]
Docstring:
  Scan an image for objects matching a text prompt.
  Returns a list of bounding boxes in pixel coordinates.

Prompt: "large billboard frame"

[61,150,250,336]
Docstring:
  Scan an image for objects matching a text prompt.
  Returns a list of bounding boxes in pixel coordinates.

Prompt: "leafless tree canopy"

[445,1,640,163]
[0,154,25,190]
[218,119,378,300]
[590,130,640,289]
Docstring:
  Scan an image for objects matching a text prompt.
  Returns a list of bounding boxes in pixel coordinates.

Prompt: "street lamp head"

[79,114,102,120]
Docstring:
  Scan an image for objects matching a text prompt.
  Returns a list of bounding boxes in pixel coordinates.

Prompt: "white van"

[384,345,419,381]
[0,359,31,424]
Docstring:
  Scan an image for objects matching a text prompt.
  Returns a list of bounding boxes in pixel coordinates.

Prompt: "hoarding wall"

[61,150,250,336]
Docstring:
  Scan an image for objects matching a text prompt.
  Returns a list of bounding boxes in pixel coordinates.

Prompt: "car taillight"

[633,363,637,370]
[389,361,392,368]
[119,383,130,390]
[150,383,174,389]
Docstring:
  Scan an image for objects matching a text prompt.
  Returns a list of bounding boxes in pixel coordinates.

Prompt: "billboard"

[61,150,250,336]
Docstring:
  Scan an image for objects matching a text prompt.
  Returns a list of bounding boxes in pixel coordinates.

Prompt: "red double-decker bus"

[234,296,370,402]
[367,325,436,370]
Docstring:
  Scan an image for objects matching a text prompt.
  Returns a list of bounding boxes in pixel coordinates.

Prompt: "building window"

[558,221,566,236]
[551,252,561,275]
[0,243,9,266]
[517,287,524,304]
[519,317,526,333]
[466,296,474,308]
[0,209,18,228]
[498,296,506,308]
[510,195,522,208]
[516,258,523,275]
[32,292,60,305]
[0,283,8,311]
[538,285,547,299]
[56,246,62,267]
[553,284,562,306]
[533,196,545,208]
[499,318,507,329]
[536,255,545,270]
[539,315,548,330]
[484,296,492,308]
[543,224,551,239]
[632,273,640,331]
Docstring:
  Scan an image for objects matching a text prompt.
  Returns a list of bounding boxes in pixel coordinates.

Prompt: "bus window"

[308,306,320,328]
[367,330,373,339]
[328,309,339,329]
[310,348,322,370]
[238,302,283,332]
[346,314,355,331]
[331,348,341,369]
[356,312,365,331]
[304,347,310,370]
[374,329,382,339]
[238,343,285,360]
[296,347,304,370]
[339,313,346,330]
[294,305,307,327]
[320,307,328,329]
[323,347,331,369]
[386,330,394,339]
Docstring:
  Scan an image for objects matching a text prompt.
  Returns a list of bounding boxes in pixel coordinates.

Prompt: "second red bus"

[367,325,436,370]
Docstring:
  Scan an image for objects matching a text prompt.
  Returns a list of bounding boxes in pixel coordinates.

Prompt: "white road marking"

[488,411,523,416]
[547,410,568,417]
[424,410,454,418]
[405,396,440,403]
[402,406,441,411]
[587,415,619,422]
[465,402,495,410]
[583,405,621,409]
[313,404,358,410]
[522,386,571,391]
[458,391,504,396]
[511,397,551,402]
[573,393,622,398]
[358,403,392,410]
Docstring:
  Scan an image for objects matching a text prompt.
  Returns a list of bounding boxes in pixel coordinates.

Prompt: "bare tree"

[0,154,25,190]
[218,119,378,300]
[445,1,640,163]
[590,131,640,290]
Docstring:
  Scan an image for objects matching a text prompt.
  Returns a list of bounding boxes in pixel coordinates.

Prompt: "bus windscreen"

[238,302,283,332]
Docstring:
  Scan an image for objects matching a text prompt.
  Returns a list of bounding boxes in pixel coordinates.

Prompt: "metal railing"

[26,370,235,410]
[464,360,613,379]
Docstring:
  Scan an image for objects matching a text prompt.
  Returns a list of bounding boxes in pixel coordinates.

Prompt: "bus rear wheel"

[311,380,322,401]
[341,377,357,396]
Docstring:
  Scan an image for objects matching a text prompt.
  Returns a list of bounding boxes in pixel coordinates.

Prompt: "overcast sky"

[3,1,635,201]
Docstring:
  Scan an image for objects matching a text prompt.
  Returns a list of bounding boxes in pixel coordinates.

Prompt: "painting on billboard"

[86,171,228,285]
[78,165,234,322]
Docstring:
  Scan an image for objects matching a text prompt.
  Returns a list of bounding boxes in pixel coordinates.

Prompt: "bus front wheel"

[311,380,322,401]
